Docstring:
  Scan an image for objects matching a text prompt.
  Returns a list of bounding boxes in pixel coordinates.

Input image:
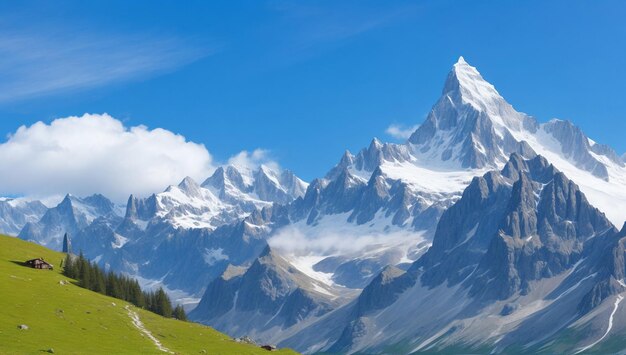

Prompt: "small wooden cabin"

[25,258,53,270]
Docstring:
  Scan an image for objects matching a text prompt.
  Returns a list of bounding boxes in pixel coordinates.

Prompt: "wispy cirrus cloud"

[0,23,214,103]
[265,1,418,60]
[272,2,400,44]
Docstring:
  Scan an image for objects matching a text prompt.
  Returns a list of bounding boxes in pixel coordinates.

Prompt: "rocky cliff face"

[417,153,613,301]
[543,119,618,180]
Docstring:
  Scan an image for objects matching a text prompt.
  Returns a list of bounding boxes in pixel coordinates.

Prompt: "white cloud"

[0,114,215,202]
[227,149,280,173]
[385,123,420,140]
[267,222,426,257]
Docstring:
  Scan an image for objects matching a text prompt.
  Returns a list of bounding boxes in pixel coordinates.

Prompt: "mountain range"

[5,57,626,353]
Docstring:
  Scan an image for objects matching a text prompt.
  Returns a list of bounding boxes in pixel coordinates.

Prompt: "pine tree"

[63,254,74,278]
[173,305,187,321]
[144,290,155,312]
[80,259,92,290]
[92,264,106,294]
[76,252,85,280]
[65,251,179,320]
[155,288,172,318]
[129,280,145,308]
[118,275,126,301]
[66,255,179,319]
[106,271,121,299]
[121,275,131,302]
[125,276,133,302]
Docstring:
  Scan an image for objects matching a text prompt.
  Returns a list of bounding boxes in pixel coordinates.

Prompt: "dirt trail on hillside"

[125,305,174,353]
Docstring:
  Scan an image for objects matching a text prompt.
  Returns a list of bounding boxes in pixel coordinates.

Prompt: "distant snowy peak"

[126,164,308,230]
[125,193,158,220]
[0,198,47,235]
[156,176,226,229]
[326,139,412,180]
[253,165,308,204]
[277,169,309,200]
[203,164,308,205]
[18,193,121,249]
[177,176,203,197]
[202,166,250,194]
[63,193,121,223]
[19,163,308,250]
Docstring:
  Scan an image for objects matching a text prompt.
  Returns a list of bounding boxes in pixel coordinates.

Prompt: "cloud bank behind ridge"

[385,123,420,140]
[0,114,278,203]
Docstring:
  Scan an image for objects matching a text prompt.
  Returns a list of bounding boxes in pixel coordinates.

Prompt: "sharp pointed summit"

[178,176,201,195]
[409,57,537,169]
[446,56,503,111]
[440,56,533,133]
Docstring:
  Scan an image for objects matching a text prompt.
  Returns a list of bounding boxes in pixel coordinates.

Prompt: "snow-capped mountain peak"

[176,176,202,197]
[253,164,308,204]
[408,57,538,170]
[64,193,121,222]
[202,166,249,193]
[257,163,275,175]
[449,56,531,135]
[449,56,504,113]
[254,164,281,188]
[19,193,121,249]
[339,150,355,166]
[0,198,47,236]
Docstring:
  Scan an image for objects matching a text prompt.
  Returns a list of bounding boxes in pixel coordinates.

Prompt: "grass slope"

[0,235,297,355]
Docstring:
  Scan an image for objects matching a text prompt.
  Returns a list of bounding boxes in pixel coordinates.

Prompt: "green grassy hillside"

[0,235,297,355]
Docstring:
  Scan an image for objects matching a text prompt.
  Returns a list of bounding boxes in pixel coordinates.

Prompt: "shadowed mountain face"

[281,154,622,354]
[189,246,354,342]
[416,153,614,301]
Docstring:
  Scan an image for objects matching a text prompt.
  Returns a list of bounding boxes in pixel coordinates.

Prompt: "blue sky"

[0,0,624,185]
